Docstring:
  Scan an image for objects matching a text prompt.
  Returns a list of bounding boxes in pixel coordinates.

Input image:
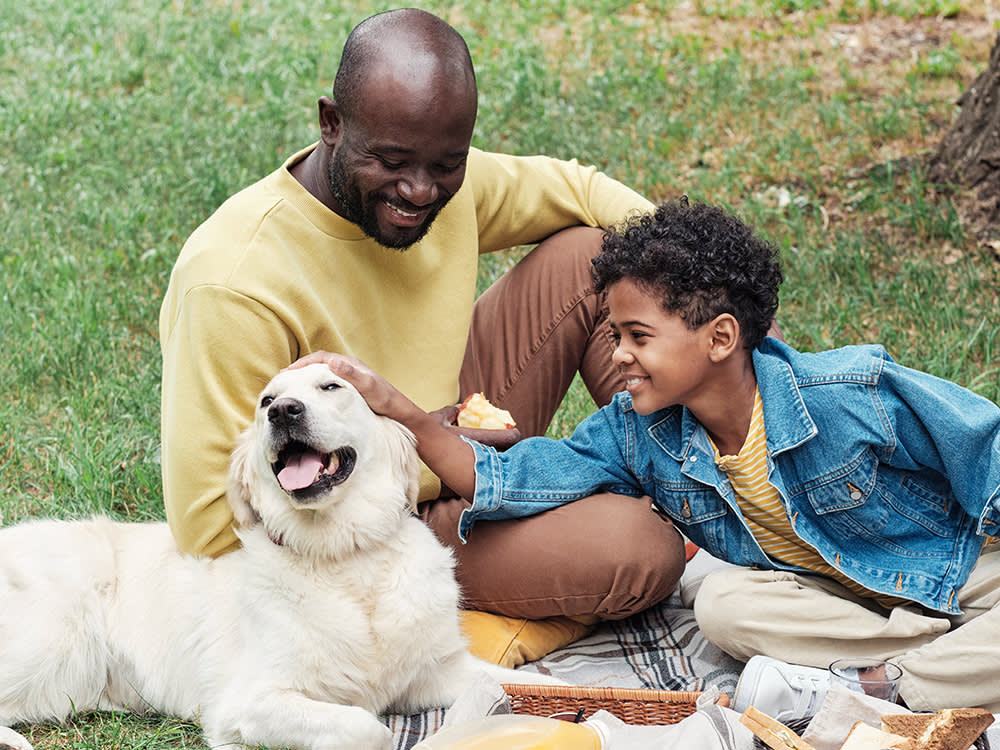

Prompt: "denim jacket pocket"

[800,450,878,513]
[889,471,955,538]
[651,482,767,565]
[800,450,955,556]
[652,482,728,525]
[797,449,892,542]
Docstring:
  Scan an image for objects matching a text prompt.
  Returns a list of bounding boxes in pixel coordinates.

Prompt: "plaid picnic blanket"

[385,591,743,749]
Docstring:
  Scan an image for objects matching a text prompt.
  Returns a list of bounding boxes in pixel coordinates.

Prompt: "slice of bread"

[918,709,993,750]
[881,715,937,740]
[880,709,993,750]
[841,721,915,750]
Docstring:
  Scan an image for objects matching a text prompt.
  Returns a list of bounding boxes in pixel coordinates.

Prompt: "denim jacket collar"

[644,346,820,464]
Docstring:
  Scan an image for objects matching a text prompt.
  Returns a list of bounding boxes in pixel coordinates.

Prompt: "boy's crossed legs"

[696,542,1000,710]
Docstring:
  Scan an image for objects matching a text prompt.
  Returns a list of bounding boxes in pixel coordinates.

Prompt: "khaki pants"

[693,543,1000,710]
[421,226,685,620]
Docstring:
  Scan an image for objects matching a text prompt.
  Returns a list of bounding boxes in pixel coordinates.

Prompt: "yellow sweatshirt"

[159,144,653,557]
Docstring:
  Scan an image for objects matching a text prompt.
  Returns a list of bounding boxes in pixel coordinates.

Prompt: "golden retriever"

[0,364,552,750]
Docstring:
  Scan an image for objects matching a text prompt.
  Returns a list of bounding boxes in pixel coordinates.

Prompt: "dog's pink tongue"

[277,452,325,491]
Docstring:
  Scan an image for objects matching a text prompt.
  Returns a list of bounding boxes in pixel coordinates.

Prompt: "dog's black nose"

[268,397,305,426]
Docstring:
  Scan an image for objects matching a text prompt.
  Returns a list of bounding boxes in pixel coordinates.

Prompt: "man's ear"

[317,95,343,146]
[707,314,741,363]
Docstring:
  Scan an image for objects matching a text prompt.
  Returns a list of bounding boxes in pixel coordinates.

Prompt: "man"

[160,8,683,660]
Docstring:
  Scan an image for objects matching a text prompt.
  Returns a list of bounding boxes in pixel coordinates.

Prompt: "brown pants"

[421,226,686,620]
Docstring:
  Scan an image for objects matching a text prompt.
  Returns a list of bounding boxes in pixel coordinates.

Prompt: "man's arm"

[466,149,654,253]
[160,284,296,556]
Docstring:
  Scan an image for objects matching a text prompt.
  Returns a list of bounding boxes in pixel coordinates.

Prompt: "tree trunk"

[928,32,1000,240]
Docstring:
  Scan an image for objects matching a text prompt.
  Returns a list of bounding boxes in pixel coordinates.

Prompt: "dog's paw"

[322,711,393,750]
[0,726,34,750]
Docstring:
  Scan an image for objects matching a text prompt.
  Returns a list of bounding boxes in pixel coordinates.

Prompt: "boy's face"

[607,278,712,415]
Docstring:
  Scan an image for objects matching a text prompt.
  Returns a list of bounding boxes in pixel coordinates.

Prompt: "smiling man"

[300,16,478,250]
[159,9,684,653]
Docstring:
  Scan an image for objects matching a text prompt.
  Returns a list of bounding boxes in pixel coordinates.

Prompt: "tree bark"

[928,32,1000,239]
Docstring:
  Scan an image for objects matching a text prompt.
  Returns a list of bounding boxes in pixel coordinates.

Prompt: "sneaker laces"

[787,672,829,717]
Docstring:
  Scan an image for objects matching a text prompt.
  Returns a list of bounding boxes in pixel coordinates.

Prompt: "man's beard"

[327,154,445,250]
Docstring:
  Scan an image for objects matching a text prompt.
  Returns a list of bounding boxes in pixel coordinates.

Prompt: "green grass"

[2,0,998,746]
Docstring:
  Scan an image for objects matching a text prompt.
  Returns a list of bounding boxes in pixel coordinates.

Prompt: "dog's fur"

[0,364,550,750]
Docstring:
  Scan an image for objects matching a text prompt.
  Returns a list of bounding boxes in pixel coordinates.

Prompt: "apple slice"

[457,393,516,430]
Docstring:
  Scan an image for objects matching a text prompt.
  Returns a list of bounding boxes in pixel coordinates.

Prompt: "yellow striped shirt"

[713,388,901,607]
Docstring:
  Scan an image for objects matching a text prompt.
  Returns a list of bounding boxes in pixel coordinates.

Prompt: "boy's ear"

[707,314,741,363]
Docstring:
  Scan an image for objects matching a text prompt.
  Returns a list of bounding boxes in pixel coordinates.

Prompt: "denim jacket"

[463,338,1000,614]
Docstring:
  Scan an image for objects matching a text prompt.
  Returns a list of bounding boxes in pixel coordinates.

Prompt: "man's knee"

[530,225,605,272]
[423,493,684,620]
[590,500,686,619]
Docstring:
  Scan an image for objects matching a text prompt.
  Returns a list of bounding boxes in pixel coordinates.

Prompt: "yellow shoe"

[460,610,599,668]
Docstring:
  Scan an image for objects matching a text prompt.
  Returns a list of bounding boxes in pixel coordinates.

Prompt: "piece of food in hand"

[456,393,516,430]
[841,721,914,750]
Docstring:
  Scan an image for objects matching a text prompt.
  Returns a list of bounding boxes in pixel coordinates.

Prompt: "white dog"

[0,364,554,750]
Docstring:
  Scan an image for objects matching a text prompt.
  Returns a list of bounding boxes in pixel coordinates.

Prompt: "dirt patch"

[653,2,1000,246]
[540,2,999,247]
[928,29,1000,243]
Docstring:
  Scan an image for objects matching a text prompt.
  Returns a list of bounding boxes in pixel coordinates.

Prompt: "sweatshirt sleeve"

[465,148,654,254]
[159,283,296,557]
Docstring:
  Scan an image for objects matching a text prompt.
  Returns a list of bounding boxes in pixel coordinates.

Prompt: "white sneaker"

[732,655,832,720]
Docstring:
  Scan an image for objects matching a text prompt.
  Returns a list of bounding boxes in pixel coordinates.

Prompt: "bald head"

[333,8,477,120]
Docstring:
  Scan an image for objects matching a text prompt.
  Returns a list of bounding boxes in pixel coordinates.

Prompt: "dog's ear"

[380,417,421,512]
[227,427,261,527]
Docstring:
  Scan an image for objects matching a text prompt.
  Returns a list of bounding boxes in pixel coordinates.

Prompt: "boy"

[322,198,1000,715]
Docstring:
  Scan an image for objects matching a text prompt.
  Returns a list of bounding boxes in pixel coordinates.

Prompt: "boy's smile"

[607,278,712,415]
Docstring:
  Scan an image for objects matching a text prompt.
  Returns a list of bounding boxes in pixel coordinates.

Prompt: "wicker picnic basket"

[501,683,729,726]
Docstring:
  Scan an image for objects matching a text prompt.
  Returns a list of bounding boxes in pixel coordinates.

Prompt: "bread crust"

[880,709,993,750]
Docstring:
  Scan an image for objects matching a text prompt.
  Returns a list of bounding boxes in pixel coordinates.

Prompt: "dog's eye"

[260,396,275,408]
[321,382,341,392]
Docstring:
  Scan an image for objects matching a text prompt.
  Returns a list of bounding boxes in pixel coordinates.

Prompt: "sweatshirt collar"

[268,143,368,241]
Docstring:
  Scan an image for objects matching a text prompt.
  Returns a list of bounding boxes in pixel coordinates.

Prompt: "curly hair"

[592,198,783,351]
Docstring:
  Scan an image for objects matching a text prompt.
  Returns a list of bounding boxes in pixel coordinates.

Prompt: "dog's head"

[227,363,420,559]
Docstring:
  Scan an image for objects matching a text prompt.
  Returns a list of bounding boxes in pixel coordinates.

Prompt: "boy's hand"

[425,405,521,450]
[284,351,415,421]
[285,352,497,500]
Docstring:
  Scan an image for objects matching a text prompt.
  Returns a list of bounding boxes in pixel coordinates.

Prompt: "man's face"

[324,71,477,249]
